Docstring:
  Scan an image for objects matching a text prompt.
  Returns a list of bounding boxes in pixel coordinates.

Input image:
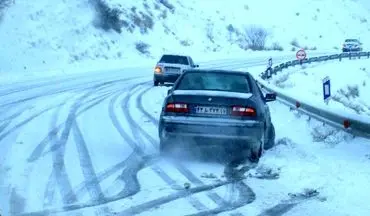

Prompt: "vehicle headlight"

[154,66,162,74]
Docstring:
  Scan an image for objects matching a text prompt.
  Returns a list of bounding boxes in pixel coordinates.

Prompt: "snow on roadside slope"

[1,0,370,78]
[265,58,370,118]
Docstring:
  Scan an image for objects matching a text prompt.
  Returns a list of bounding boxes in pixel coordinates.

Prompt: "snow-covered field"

[1,0,370,80]
[0,64,370,216]
[262,58,370,118]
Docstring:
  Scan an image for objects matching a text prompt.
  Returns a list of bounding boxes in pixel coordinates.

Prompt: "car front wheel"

[154,80,159,86]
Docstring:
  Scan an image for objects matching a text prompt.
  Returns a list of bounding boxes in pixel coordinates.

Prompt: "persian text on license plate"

[194,106,227,115]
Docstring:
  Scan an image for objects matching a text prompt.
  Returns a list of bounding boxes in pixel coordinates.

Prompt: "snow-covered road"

[1,58,370,216]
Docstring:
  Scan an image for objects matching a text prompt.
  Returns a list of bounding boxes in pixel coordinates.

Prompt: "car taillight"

[165,103,188,113]
[231,106,256,116]
[154,66,162,73]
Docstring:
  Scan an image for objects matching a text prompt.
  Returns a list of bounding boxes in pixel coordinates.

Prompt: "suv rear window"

[176,72,251,93]
[159,55,189,65]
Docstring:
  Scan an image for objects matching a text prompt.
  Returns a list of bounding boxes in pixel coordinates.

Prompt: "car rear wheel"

[159,138,171,155]
[264,124,275,150]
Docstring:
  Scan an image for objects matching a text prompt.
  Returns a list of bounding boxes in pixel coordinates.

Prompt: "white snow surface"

[261,58,370,119]
[1,0,370,80]
[1,0,370,215]
[0,65,370,216]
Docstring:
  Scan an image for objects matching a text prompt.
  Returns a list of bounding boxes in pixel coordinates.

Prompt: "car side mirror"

[167,89,172,95]
[265,93,276,102]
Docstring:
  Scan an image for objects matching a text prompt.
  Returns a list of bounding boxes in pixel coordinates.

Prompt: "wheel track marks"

[257,189,321,216]
[72,120,113,216]
[116,177,248,216]
[28,90,120,163]
[44,81,126,206]
[185,182,255,216]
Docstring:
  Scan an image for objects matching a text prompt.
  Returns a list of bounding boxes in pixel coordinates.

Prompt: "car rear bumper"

[154,73,181,83]
[342,48,361,52]
[159,116,264,144]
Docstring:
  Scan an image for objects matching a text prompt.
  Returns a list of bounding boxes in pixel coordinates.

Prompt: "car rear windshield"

[176,72,251,93]
[159,55,189,65]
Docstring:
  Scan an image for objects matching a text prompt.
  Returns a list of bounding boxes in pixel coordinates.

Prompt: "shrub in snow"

[290,38,300,47]
[244,25,268,51]
[0,0,12,10]
[206,22,215,43]
[128,7,154,34]
[157,0,175,13]
[271,42,284,51]
[179,40,191,46]
[92,0,123,33]
[135,41,150,55]
[0,0,12,22]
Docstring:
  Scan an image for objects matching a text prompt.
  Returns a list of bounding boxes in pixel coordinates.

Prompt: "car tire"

[159,138,171,155]
[264,124,275,150]
[154,80,159,86]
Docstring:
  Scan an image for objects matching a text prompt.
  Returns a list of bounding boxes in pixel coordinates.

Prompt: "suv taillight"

[165,103,188,113]
[231,106,256,116]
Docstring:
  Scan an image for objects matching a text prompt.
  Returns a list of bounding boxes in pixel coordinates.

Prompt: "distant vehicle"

[158,69,276,163]
[342,39,363,52]
[153,54,199,86]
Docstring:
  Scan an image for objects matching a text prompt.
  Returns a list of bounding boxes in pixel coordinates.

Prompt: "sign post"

[323,76,331,104]
[265,57,273,79]
[296,49,307,65]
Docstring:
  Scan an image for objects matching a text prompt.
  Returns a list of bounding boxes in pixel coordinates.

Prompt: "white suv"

[153,54,199,86]
[342,39,363,52]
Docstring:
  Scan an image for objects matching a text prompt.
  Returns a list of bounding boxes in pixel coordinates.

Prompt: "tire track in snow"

[135,84,256,216]
[256,189,321,216]
[28,90,119,163]
[72,120,113,216]
[43,80,134,206]
[117,177,248,216]
[185,182,255,216]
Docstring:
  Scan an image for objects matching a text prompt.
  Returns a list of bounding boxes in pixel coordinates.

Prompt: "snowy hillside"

[1,0,370,76]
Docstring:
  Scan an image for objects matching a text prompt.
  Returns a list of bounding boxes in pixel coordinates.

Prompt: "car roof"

[161,54,189,58]
[183,69,251,76]
[345,39,359,41]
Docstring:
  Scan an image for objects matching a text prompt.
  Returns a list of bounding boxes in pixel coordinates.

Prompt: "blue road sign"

[268,58,272,68]
[323,76,331,102]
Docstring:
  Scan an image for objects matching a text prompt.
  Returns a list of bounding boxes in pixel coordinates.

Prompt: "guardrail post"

[339,54,342,62]
[368,52,370,58]
[349,53,352,60]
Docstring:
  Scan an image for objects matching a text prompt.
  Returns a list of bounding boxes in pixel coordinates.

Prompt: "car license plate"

[166,68,180,73]
[194,106,227,115]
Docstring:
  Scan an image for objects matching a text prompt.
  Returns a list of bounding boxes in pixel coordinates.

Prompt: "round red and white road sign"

[296,49,307,60]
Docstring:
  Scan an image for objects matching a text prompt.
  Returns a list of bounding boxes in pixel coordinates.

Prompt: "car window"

[159,55,189,65]
[188,57,195,66]
[256,83,266,102]
[176,72,251,93]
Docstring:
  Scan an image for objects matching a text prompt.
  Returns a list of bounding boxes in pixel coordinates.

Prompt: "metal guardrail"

[257,51,370,139]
